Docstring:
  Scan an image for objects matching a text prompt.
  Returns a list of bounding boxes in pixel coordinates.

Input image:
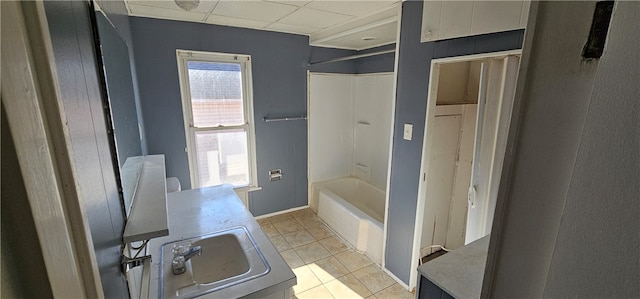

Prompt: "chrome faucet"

[171,244,202,275]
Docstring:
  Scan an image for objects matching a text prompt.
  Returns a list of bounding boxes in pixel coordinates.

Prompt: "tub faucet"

[171,244,202,275]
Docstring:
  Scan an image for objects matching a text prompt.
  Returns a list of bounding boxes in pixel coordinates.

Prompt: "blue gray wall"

[355,43,396,74]
[309,46,358,73]
[44,1,129,297]
[308,44,396,74]
[130,17,310,216]
[385,0,524,284]
[96,12,142,167]
[96,0,148,155]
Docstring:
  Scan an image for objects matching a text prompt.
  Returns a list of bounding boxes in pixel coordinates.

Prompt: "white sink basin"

[160,227,270,299]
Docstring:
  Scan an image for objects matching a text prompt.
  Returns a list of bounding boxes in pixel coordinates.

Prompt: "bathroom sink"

[190,233,250,284]
[160,227,270,299]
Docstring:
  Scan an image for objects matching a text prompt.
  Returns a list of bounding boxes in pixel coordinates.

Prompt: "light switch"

[403,123,413,140]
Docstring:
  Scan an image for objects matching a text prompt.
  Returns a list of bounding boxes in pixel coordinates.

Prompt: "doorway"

[411,50,521,283]
[420,104,478,259]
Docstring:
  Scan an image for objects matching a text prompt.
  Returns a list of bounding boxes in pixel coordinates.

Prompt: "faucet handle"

[171,244,202,275]
[172,255,187,275]
[172,244,192,257]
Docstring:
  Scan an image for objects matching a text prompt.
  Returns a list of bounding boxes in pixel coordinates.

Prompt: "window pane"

[194,129,249,187]
[187,61,244,127]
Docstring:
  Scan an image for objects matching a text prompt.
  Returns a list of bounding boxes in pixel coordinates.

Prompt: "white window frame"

[176,50,258,190]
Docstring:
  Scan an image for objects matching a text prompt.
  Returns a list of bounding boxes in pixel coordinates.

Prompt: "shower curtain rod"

[308,49,395,66]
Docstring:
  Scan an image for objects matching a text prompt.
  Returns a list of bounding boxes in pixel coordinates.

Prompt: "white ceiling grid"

[125,0,400,50]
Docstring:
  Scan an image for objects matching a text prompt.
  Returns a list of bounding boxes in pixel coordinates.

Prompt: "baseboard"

[254,205,310,219]
[382,267,412,292]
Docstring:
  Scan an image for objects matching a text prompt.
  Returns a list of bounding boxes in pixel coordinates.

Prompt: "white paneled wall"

[308,74,355,184]
[354,74,394,190]
[308,73,394,208]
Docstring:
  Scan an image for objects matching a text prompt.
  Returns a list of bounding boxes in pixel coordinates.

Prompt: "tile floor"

[258,208,414,299]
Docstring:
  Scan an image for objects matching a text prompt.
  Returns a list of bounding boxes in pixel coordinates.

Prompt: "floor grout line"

[261,208,413,299]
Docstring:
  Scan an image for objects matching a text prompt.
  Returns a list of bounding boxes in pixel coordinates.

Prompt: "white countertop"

[146,185,296,298]
[417,236,490,299]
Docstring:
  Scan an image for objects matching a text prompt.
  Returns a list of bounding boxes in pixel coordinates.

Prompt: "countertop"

[146,185,296,298]
[417,236,490,299]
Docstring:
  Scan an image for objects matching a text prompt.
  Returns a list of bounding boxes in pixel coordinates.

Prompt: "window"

[177,50,257,189]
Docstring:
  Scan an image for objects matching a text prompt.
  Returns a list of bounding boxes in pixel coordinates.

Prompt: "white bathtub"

[313,177,385,264]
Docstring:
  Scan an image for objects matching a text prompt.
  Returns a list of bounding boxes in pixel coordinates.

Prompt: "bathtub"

[312,177,385,264]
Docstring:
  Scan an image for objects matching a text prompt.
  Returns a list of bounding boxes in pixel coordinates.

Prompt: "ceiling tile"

[266,22,320,35]
[264,0,311,7]
[315,21,397,50]
[206,14,271,29]
[212,0,299,22]
[127,0,217,14]
[125,0,399,50]
[305,0,396,17]
[127,3,207,21]
[278,7,353,29]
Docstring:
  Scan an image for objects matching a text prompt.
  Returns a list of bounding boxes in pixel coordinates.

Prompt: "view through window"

[177,51,255,188]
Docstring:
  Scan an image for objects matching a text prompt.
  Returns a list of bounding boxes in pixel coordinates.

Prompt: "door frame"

[408,49,521,290]
[1,1,103,297]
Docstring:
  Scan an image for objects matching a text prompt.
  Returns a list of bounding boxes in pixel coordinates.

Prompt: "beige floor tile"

[297,215,324,229]
[269,213,294,223]
[307,257,350,283]
[292,265,322,295]
[374,284,414,299]
[306,225,334,240]
[291,208,315,218]
[261,223,280,238]
[294,242,332,264]
[319,236,349,255]
[295,285,334,299]
[256,217,271,226]
[269,235,291,252]
[324,274,372,298]
[283,230,316,248]
[273,218,306,234]
[334,249,373,272]
[280,249,305,269]
[352,264,395,294]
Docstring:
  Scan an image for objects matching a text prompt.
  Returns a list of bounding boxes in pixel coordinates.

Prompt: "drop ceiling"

[124,0,400,50]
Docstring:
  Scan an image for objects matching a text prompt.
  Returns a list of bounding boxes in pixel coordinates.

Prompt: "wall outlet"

[403,123,413,140]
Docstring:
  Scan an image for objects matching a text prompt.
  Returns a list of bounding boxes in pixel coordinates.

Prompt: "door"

[421,113,462,254]
[466,55,520,244]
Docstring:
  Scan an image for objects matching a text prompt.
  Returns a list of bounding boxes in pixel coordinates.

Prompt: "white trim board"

[254,205,310,220]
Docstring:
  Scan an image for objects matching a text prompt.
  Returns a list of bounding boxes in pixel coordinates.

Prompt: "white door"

[466,55,520,244]
[446,104,477,249]
[421,113,462,253]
